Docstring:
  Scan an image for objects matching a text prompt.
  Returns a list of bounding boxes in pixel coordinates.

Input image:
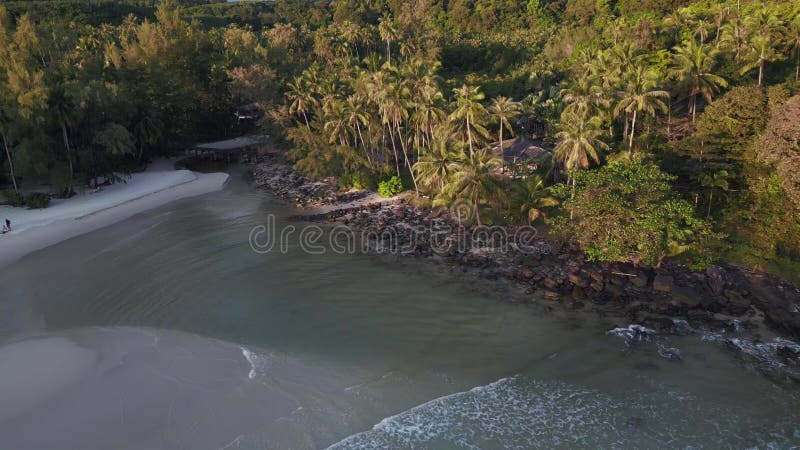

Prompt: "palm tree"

[49,84,78,191]
[554,114,608,212]
[439,147,504,226]
[378,15,399,66]
[488,96,521,167]
[741,6,786,86]
[345,95,370,164]
[133,112,163,163]
[450,84,489,156]
[511,175,559,224]
[699,169,729,217]
[720,14,748,60]
[0,107,18,192]
[614,66,669,152]
[554,114,607,173]
[286,78,316,130]
[381,82,418,192]
[741,34,782,87]
[413,140,462,193]
[322,98,350,147]
[559,78,608,120]
[669,40,727,122]
[409,73,446,153]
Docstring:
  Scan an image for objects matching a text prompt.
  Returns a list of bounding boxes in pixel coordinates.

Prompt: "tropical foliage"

[1,0,799,275]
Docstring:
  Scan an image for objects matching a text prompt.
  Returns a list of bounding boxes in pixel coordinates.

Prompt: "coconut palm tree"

[511,175,559,224]
[0,107,18,192]
[559,78,608,121]
[286,78,315,130]
[413,140,462,193]
[720,14,748,60]
[378,15,399,66]
[741,6,786,86]
[345,95,369,155]
[49,84,79,191]
[488,96,521,167]
[450,84,489,156]
[439,147,504,226]
[669,40,727,122]
[323,98,351,147]
[554,114,607,173]
[699,169,729,217]
[133,111,163,163]
[614,65,669,152]
[409,73,446,152]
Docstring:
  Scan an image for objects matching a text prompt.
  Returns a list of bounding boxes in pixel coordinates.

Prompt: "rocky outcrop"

[249,157,800,342]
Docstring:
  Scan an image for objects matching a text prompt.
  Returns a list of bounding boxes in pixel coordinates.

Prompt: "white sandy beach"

[0,159,229,268]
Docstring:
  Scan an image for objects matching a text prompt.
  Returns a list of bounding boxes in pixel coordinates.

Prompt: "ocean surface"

[0,169,798,449]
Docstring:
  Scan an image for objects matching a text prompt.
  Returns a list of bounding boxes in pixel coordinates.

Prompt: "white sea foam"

[240,346,269,380]
[674,319,800,371]
[607,324,657,345]
[327,376,629,449]
[327,374,799,449]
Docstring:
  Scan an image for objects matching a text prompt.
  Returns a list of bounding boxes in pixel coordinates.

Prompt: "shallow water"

[0,170,798,449]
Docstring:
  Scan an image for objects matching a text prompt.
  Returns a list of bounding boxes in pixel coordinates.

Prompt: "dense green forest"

[1,0,798,276]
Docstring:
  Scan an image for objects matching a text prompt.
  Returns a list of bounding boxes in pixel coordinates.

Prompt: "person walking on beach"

[5,218,10,230]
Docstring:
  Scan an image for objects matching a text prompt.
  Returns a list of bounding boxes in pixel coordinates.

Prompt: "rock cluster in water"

[250,153,800,364]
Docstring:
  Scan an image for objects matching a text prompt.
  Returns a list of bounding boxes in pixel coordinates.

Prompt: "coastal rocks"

[603,283,625,298]
[567,272,589,288]
[723,289,751,309]
[670,286,701,308]
[653,275,674,293]
[571,286,588,300]
[629,271,649,289]
[543,290,562,301]
[706,265,727,295]
[249,156,800,343]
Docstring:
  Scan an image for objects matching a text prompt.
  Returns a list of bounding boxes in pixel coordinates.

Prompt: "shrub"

[25,192,51,209]
[338,172,368,190]
[3,189,26,207]
[377,176,404,198]
[551,159,719,267]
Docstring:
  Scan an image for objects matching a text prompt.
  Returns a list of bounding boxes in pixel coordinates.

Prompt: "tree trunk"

[355,122,371,167]
[622,114,629,143]
[707,188,713,218]
[796,45,799,81]
[667,102,672,137]
[396,118,419,194]
[499,126,504,172]
[628,109,637,153]
[388,124,401,177]
[466,114,474,156]
[474,190,482,227]
[758,60,764,87]
[691,92,697,123]
[61,122,74,191]
[2,133,18,193]
[569,176,576,220]
[303,112,310,131]
[386,40,391,65]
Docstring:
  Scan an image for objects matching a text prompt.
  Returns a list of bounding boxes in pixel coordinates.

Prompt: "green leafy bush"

[25,192,51,209]
[377,176,404,198]
[338,172,368,191]
[551,160,720,267]
[3,189,26,207]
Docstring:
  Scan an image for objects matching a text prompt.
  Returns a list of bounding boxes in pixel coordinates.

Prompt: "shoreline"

[250,152,800,368]
[0,161,229,269]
